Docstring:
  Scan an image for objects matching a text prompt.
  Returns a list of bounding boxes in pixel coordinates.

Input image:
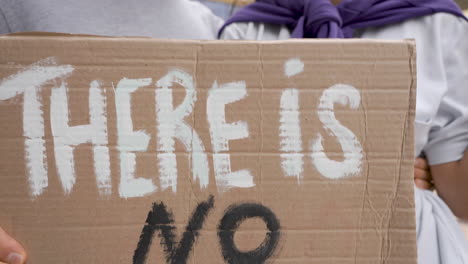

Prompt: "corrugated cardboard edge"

[406,39,418,263]
[0,32,419,47]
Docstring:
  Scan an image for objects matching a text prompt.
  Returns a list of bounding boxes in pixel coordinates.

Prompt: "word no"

[133,195,281,264]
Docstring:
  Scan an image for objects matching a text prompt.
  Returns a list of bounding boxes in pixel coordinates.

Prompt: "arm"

[431,150,468,220]
[414,157,434,190]
[0,227,26,264]
[423,15,468,220]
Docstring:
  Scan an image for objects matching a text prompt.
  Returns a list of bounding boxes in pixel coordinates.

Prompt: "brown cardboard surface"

[0,35,417,263]
[457,0,468,9]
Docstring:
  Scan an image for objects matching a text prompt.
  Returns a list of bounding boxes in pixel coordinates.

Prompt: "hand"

[414,157,434,190]
[0,227,26,264]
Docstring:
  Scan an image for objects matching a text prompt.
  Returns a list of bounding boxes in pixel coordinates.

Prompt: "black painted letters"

[133,196,281,264]
[218,203,281,264]
[133,195,214,264]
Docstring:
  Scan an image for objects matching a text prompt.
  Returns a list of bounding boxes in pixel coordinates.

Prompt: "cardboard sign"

[0,34,417,263]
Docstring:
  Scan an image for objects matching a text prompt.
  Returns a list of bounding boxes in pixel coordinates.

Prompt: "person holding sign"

[0,0,466,263]
[219,0,468,263]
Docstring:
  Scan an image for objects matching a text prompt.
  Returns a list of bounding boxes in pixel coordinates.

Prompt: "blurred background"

[459,0,468,10]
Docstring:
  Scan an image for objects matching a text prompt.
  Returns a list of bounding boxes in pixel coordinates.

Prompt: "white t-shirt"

[221,13,468,264]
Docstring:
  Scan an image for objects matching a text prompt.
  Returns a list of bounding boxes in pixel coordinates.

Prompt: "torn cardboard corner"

[0,34,417,264]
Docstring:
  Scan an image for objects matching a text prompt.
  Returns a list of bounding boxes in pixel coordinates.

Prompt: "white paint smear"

[284,58,304,78]
[311,84,363,179]
[280,89,303,182]
[0,58,73,196]
[207,81,254,192]
[156,70,209,192]
[89,81,111,195]
[116,78,156,198]
[50,81,110,195]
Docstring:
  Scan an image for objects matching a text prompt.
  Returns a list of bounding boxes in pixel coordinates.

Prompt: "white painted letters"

[280,59,305,182]
[1,57,369,198]
[116,78,156,198]
[207,81,254,192]
[156,70,209,192]
[311,84,363,179]
[50,81,110,195]
[280,89,304,182]
[284,58,304,78]
[0,58,73,196]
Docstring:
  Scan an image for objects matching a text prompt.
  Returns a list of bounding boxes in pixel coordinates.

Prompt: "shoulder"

[407,13,467,45]
[404,12,467,27]
[359,13,468,42]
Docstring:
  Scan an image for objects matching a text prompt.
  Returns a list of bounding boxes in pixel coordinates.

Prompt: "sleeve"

[0,5,11,34]
[358,13,468,165]
[423,15,468,165]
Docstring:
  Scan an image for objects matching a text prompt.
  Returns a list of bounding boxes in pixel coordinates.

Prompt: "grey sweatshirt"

[0,0,224,39]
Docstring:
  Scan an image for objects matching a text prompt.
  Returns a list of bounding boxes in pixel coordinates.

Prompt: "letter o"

[218,203,281,263]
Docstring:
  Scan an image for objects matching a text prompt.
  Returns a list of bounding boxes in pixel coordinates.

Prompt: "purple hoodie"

[219,0,467,38]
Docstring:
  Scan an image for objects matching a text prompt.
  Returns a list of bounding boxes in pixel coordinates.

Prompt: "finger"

[415,158,429,170]
[415,178,433,190]
[414,168,432,181]
[0,227,27,264]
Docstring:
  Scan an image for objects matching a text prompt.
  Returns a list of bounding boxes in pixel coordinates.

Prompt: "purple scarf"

[218,0,467,38]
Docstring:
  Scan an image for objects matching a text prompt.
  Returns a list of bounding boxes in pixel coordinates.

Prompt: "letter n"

[133,195,214,264]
